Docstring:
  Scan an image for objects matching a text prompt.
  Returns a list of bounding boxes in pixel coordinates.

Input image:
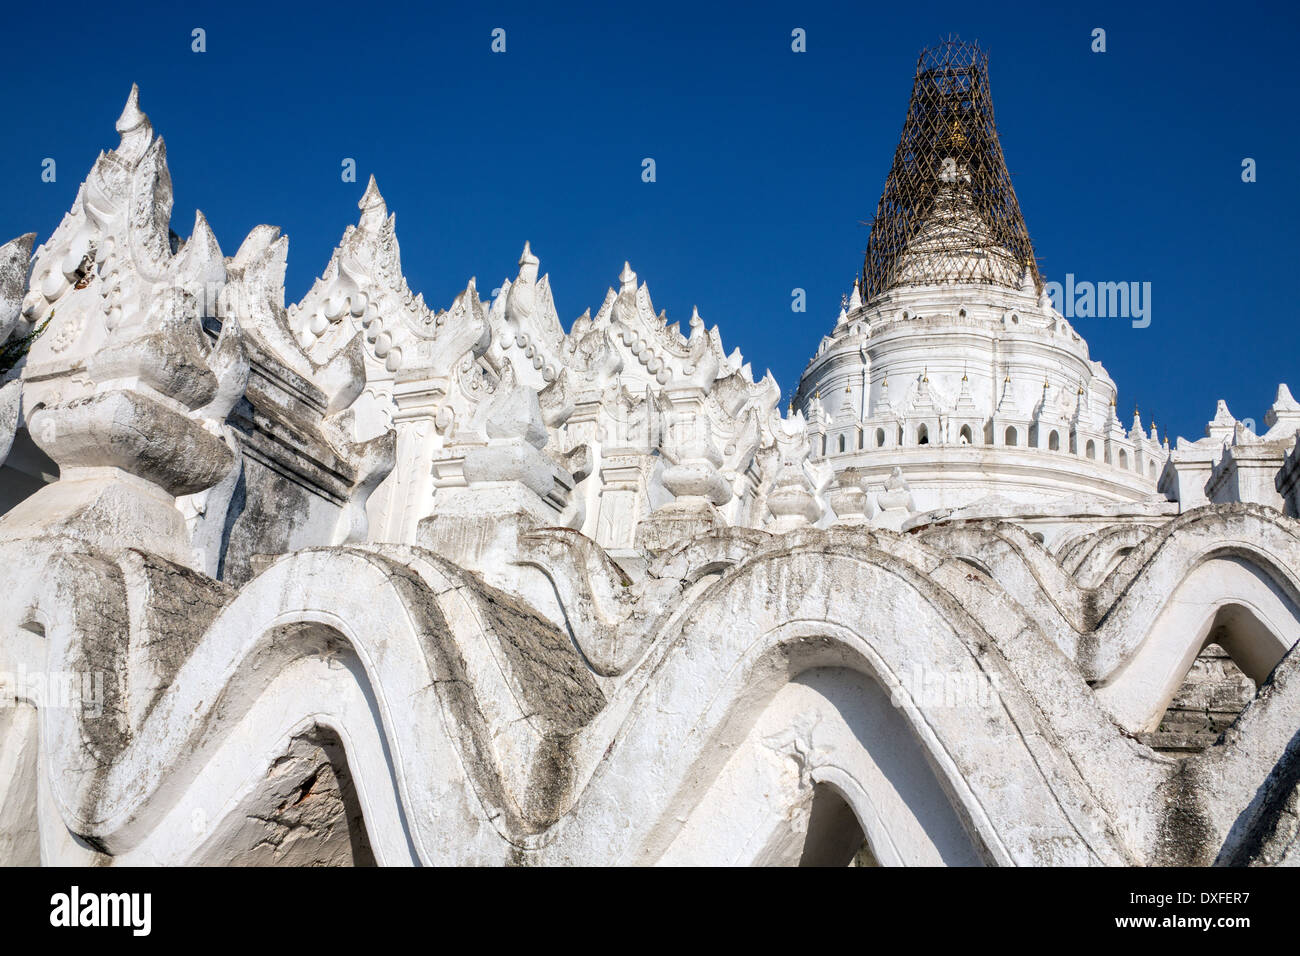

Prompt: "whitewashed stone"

[0,82,1298,870]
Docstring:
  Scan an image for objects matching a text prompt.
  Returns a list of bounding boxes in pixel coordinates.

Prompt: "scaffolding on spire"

[860,38,1041,304]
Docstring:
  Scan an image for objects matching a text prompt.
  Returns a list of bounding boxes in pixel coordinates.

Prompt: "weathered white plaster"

[0,82,1298,869]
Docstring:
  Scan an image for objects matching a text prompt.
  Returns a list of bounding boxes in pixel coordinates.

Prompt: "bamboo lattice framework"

[860,38,1042,305]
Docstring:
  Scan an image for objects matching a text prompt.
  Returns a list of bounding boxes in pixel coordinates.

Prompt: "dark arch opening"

[190,724,377,866]
[799,783,875,867]
[1141,595,1293,757]
[0,426,59,518]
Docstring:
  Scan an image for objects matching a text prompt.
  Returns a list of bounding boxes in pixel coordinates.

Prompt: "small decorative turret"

[848,279,862,312]
[1131,407,1144,438]
[954,369,978,414]
[1205,399,1236,444]
[1265,383,1300,437]
[996,374,1017,414]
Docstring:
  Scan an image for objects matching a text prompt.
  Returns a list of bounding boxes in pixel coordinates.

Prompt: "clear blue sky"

[2,0,1296,442]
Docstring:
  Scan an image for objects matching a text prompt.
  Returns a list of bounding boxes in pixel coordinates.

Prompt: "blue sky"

[1,0,1296,442]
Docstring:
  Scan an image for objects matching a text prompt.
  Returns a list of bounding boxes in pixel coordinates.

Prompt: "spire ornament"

[860,39,1040,303]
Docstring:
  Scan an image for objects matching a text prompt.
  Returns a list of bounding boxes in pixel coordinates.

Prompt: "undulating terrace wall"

[0,87,1299,867]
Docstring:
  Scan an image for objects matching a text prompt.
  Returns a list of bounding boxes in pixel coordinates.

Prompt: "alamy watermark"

[50,886,150,936]
[891,664,1004,710]
[0,665,104,718]
[1044,274,1152,329]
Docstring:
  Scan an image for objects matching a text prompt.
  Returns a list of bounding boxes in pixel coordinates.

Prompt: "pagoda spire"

[860,38,1040,304]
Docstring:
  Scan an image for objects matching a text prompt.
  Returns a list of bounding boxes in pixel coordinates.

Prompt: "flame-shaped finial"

[113,84,153,165]
[116,83,148,134]
[358,175,388,231]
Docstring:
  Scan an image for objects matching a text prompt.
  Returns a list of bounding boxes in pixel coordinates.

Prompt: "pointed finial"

[188,209,219,251]
[513,242,540,286]
[359,174,384,208]
[116,83,148,134]
[358,175,388,230]
[619,261,636,287]
[113,84,154,164]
